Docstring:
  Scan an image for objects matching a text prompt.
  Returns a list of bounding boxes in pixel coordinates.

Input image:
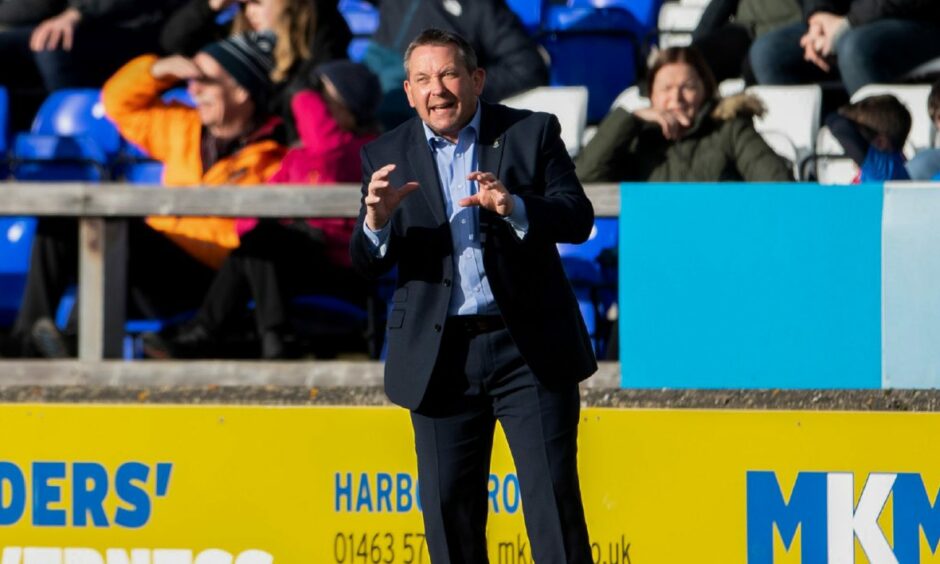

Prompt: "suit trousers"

[410,319,592,564]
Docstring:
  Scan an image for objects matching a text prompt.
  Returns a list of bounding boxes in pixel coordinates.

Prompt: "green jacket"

[575,94,794,183]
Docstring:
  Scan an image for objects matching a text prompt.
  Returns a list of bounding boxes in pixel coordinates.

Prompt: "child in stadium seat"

[905,80,940,181]
[143,61,382,360]
[825,94,912,183]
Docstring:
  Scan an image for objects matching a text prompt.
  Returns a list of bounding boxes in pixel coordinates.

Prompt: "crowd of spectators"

[1,0,939,359]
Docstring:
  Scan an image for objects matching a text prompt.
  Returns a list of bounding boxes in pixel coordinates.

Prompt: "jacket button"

[443,278,451,287]
[434,324,442,332]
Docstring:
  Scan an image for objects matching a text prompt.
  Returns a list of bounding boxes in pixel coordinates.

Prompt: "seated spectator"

[0,0,183,131]
[825,94,912,182]
[6,33,286,358]
[749,0,940,96]
[576,46,793,183]
[361,0,548,129]
[907,79,940,180]
[142,61,381,359]
[160,0,351,144]
[691,0,800,83]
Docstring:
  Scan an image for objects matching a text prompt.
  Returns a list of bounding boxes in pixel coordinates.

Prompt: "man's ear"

[403,79,416,109]
[472,67,486,96]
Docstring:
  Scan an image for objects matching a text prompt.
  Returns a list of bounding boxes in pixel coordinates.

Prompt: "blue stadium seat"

[541,3,653,122]
[339,0,380,62]
[11,134,110,181]
[575,0,663,37]
[0,86,9,178]
[55,285,196,359]
[114,141,163,184]
[506,0,543,33]
[161,87,195,108]
[0,86,8,157]
[0,217,36,327]
[10,89,120,181]
[28,89,120,155]
[558,218,618,356]
[339,0,380,35]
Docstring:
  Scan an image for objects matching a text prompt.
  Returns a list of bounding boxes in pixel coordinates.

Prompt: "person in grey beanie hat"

[199,31,277,108]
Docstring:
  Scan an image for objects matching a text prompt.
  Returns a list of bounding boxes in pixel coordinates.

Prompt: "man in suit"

[350,29,596,563]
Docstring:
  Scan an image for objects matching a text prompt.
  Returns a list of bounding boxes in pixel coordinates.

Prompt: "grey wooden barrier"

[0,183,620,363]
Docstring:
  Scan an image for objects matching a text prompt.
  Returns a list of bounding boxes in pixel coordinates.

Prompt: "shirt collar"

[423,101,482,149]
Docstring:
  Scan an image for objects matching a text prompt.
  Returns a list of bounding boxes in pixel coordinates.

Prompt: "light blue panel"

[882,183,940,388]
[619,182,882,388]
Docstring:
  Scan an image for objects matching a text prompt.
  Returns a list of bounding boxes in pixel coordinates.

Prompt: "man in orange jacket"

[9,31,287,358]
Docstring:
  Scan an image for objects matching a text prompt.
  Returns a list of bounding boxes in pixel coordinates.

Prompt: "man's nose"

[429,75,446,94]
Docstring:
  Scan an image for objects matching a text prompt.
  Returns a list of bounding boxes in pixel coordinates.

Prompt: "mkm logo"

[747,471,940,563]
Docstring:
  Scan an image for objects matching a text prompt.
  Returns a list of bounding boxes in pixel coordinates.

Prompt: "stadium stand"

[8,0,940,363]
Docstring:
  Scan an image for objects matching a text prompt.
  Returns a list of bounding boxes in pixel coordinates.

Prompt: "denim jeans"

[750,19,940,95]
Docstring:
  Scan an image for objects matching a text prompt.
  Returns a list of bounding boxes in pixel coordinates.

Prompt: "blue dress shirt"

[365,103,529,316]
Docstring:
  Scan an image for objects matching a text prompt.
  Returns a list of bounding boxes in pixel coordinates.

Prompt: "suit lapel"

[477,103,505,178]
[476,103,506,246]
[406,120,447,225]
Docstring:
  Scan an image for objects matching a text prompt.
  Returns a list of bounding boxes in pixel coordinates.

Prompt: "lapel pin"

[493,138,501,149]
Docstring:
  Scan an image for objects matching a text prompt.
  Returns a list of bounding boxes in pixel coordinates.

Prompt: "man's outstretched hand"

[365,164,420,231]
[461,171,514,216]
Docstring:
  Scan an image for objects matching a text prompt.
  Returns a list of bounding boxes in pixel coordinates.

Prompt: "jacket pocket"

[387,308,405,329]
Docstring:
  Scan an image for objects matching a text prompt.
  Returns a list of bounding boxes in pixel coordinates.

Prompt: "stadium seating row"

[610,82,940,182]
[0,86,618,359]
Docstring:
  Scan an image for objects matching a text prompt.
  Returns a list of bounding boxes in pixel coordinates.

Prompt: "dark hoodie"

[576,94,794,182]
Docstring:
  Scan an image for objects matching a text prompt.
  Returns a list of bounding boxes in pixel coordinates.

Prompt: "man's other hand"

[365,164,420,231]
[462,172,515,216]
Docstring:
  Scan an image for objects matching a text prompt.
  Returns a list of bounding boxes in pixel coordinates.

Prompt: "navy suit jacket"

[350,102,598,410]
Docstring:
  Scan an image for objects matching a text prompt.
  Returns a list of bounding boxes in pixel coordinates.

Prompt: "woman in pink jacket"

[144,60,381,359]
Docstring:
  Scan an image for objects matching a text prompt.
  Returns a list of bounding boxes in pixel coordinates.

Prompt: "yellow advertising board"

[1,404,939,563]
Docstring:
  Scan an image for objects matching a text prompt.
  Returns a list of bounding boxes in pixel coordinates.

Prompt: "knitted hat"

[314,61,382,127]
[200,31,276,105]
